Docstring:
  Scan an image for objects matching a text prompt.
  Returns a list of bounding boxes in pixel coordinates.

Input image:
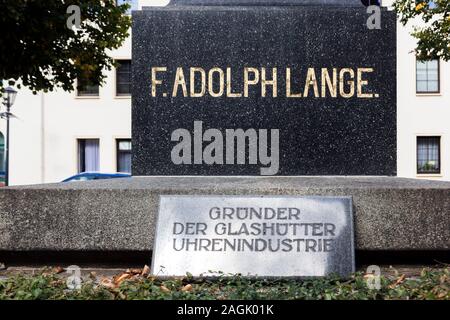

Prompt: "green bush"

[0,267,448,300]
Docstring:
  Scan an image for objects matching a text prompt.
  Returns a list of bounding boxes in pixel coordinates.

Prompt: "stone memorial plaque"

[152,195,355,277]
[132,3,396,176]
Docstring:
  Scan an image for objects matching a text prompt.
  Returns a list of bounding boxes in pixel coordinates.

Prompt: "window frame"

[116,138,132,173]
[78,138,100,173]
[76,77,100,97]
[416,136,441,175]
[415,58,440,94]
[115,59,132,97]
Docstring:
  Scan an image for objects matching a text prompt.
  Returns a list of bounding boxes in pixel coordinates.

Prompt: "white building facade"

[1,0,449,185]
[396,11,450,181]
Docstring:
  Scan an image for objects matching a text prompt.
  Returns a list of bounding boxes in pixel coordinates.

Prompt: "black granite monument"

[1,1,449,267]
[132,0,396,176]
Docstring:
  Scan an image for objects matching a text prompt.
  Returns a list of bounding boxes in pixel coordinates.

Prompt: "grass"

[0,266,448,300]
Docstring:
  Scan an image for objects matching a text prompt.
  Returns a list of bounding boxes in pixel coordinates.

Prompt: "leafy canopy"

[0,0,131,96]
[394,0,450,61]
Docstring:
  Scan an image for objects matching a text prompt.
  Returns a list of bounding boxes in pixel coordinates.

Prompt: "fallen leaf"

[389,274,406,289]
[114,273,132,285]
[181,284,193,292]
[50,280,64,286]
[130,268,142,275]
[160,285,171,293]
[53,266,64,274]
[100,278,116,289]
[142,265,150,276]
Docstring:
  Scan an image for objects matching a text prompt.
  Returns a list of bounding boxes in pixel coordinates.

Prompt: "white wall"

[0,31,132,185]
[0,0,175,185]
[397,17,450,181]
[0,89,44,185]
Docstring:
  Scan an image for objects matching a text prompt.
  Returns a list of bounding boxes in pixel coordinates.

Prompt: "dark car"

[62,172,131,182]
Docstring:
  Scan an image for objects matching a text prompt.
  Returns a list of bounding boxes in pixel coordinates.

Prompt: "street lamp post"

[2,87,17,187]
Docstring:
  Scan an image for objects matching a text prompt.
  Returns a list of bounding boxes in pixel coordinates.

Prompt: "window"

[78,139,100,173]
[117,139,132,173]
[416,59,440,93]
[116,60,132,96]
[116,0,138,15]
[417,136,441,174]
[361,0,380,5]
[77,74,99,97]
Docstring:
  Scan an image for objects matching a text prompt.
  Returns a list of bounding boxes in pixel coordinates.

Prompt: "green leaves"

[0,0,131,96]
[394,0,450,61]
[0,267,448,300]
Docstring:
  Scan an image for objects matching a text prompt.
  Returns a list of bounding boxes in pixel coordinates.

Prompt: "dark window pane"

[116,60,132,96]
[118,153,132,173]
[417,136,440,174]
[117,73,130,83]
[117,139,132,173]
[117,84,131,95]
[77,74,99,96]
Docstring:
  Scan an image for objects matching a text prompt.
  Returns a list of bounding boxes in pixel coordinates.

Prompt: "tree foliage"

[394,0,450,61]
[0,0,131,96]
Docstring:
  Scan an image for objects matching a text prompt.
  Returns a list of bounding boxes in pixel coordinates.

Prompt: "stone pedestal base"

[0,177,448,253]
